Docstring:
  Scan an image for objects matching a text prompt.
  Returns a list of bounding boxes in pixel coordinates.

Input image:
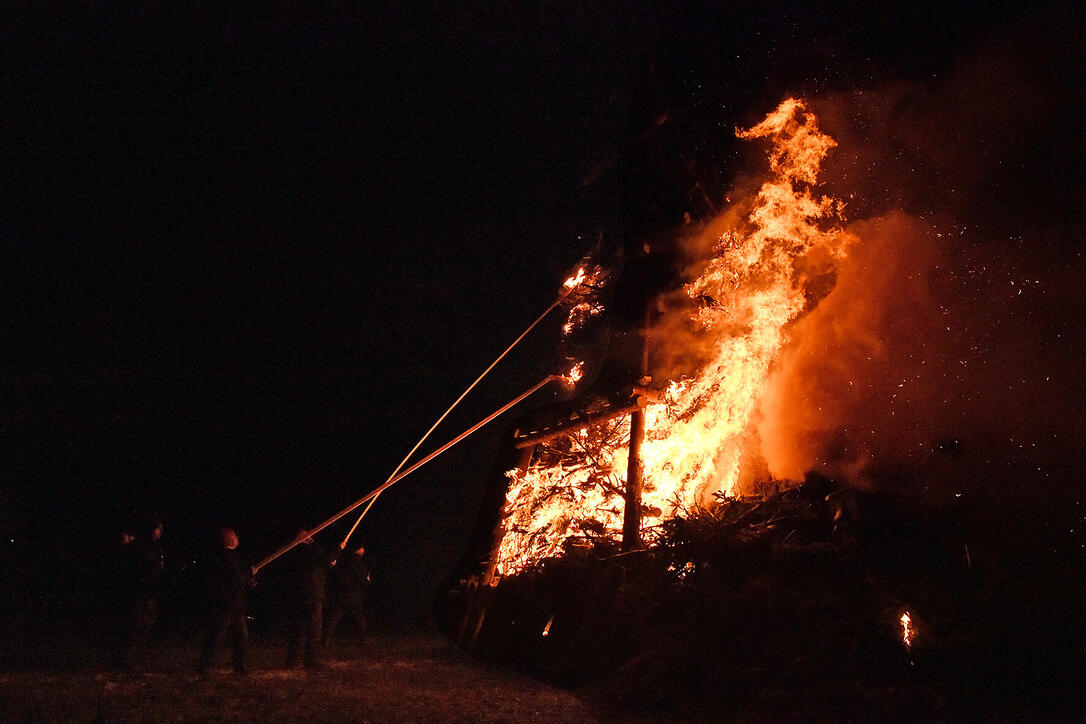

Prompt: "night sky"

[5,2,1083,626]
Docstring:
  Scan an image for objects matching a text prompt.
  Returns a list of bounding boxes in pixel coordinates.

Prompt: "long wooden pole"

[334,287,578,555]
[252,375,561,573]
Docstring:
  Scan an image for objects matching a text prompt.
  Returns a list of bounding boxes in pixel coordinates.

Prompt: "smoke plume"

[752,15,1083,495]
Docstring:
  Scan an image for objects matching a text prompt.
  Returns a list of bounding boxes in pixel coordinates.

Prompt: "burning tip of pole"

[541,615,554,637]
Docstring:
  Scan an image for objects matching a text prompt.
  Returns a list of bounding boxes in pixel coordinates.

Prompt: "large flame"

[496,99,853,574]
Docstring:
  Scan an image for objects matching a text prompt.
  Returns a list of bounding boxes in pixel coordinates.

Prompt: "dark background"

[4,1,1082,634]
[4,1,655,631]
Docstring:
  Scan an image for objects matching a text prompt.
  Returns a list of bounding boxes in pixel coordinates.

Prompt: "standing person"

[323,545,371,651]
[281,529,329,669]
[197,527,250,675]
[106,527,138,669]
[127,521,166,664]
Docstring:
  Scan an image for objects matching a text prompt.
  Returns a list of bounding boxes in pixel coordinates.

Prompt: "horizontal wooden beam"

[512,396,648,449]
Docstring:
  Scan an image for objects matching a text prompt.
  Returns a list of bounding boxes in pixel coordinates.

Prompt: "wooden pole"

[336,289,575,555]
[622,305,651,552]
[623,407,645,551]
[252,375,559,574]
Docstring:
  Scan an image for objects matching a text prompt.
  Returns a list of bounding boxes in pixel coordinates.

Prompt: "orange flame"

[563,267,587,289]
[496,99,851,574]
[561,361,585,387]
[900,611,914,648]
[561,263,610,335]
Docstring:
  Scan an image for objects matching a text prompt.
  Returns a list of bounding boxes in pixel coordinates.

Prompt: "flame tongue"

[497,99,850,575]
[563,267,588,289]
[900,611,914,648]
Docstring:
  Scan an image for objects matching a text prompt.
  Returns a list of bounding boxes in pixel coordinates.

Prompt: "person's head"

[354,546,365,557]
[120,530,135,545]
[149,522,164,541]
[294,528,314,545]
[220,527,239,550]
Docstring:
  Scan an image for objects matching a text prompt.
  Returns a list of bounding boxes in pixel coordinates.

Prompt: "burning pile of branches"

[447,91,1084,718]
[495,98,853,575]
[502,416,632,565]
[531,421,627,531]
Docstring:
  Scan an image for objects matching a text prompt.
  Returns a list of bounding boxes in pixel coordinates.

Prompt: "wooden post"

[622,304,650,552]
[623,408,645,551]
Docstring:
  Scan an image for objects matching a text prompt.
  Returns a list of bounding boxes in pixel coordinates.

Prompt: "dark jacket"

[282,542,330,608]
[133,539,166,600]
[205,547,249,610]
[331,552,370,604]
[104,541,138,598]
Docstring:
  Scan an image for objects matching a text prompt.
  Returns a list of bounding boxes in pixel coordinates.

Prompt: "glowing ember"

[560,263,610,335]
[496,99,851,574]
[561,361,585,387]
[900,611,914,648]
[562,302,604,335]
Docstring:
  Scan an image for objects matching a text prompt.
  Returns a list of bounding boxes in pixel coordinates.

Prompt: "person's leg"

[285,616,302,668]
[230,608,249,673]
[130,598,158,667]
[199,610,228,673]
[323,604,344,649]
[304,600,323,667]
[348,599,368,641]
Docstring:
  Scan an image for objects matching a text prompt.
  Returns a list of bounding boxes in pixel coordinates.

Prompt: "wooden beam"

[512,396,648,449]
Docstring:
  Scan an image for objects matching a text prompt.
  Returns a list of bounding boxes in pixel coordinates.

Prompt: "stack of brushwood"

[465,472,1085,719]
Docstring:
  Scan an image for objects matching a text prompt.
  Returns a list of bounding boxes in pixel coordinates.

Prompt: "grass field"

[0,635,604,723]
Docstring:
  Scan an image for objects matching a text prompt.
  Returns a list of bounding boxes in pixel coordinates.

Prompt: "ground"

[0,635,604,723]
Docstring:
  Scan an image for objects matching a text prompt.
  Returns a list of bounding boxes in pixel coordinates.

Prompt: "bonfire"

[496,98,852,575]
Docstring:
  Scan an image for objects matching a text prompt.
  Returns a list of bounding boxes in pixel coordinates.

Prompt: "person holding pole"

[281,529,330,669]
[197,527,250,676]
[117,520,166,670]
[323,545,371,652]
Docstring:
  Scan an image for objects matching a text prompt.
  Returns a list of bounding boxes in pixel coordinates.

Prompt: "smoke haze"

[753,14,1083,497]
